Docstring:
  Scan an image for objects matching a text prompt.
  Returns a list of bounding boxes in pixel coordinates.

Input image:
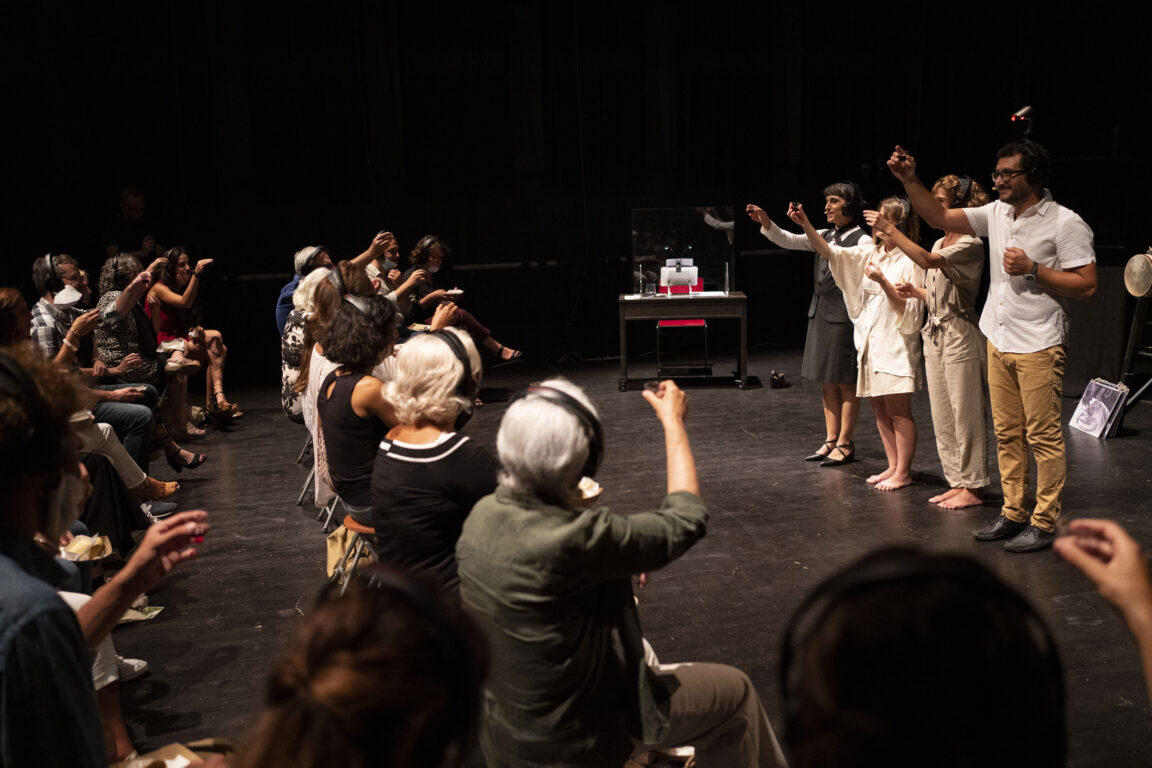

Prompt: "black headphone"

[431,330,477,431]
[779,547,1062,732]
[955,175,973,207]
[326,264,346,296]
[0,351,66,477]
[42,253,64,294]
[518,384,604,478]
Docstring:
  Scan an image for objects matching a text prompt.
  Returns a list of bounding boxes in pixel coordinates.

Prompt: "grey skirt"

[801,316,857,385]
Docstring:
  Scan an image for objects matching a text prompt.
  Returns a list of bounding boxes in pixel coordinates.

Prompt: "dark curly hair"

[98,254,143,294]
[997,139,1051,189]
[162,246,191,289]
[322,295,398,373]
[0,288,29,346]
[409,235,452,268]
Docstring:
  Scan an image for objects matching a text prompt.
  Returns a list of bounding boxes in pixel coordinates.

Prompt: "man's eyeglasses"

[991,169,1027,182]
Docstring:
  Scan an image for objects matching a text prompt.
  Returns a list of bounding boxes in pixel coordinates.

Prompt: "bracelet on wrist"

[62,335,79,351]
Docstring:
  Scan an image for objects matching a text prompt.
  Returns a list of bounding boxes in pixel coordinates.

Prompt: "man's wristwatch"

[1024,261,1039,282]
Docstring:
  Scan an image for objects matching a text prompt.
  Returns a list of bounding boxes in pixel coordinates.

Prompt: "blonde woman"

[872,175,990,508]
[790,197,925,490]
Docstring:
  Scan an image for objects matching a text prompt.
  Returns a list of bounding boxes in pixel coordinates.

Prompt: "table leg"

[618,304,629,391]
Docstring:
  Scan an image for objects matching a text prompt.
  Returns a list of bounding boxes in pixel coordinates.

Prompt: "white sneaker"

[117,655,149,682]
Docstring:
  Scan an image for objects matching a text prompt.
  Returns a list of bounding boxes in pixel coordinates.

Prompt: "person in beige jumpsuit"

[868,175,990,508]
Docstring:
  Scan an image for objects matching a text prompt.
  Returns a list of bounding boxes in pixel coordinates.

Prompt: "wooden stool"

[330,515,377,595]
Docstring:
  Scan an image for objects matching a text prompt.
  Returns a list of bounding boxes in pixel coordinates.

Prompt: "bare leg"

[866,397,897,485]
[837,383,860,444]
[161,369,189,433]
[205,330,228,403]
[97,681,135,762]
[876,393,914,491]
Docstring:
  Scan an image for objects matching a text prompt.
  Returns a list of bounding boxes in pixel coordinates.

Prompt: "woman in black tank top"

[316,295,400,509]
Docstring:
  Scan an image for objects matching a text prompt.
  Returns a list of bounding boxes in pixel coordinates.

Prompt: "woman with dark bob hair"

[147,246,239,422]
[316,294,400,513]
[234,565,488,768]
[747,183,870,468]
[402,235,521,361]
[94,254,206,472]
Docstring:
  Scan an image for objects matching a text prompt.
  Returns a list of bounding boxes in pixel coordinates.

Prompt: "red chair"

[656,281,711,376]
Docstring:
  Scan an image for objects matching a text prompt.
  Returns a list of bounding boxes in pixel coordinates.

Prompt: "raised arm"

[1055,519,1152,706]
[150,258,212,308]
[351,230,394,269]
[788,204,833,260]
[642,379,698,496]
[747,203,817,252]
[888,146,974,235]
[114,258,166,319]
[864,209,946,270]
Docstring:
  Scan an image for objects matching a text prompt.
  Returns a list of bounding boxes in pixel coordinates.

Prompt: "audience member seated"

[0,344,209,767]
[6,286,178,518]
[363,230,428,322]
[103,185,166,262]
[1057,519,1152,707]
[280,268,332,422]
[28,255,160,474]
[456,378,785,767]
[297,262,376,507]
[368,329,498,592]
[148,246,239,422]
[234,565,487,768]
[402,235,522,361]
[275,245,332,334]
[781,546,1065,768]
[316,295,399,517]
[94,254,207,473]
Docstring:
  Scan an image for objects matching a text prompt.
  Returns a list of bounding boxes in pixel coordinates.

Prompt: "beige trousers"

[987,342,1066,532]
[923,323,989,489]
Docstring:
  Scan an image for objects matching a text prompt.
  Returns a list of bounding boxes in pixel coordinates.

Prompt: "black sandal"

[820,441,856,467]
[805,440,836,462]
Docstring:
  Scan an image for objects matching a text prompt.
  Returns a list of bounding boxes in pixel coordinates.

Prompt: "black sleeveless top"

[316,370,387,508]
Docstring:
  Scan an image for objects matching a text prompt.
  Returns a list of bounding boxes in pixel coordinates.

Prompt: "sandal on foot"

[496,344,523,361]
[805,440,836,462]
[166,450,207,473]
[820,441,856,467]
[134,477,180,500]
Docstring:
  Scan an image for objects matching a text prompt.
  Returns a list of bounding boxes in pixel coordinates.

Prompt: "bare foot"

[938,488,985,509]
[866,468,895,485]
[875,474,912,491]
[929,488,962,504]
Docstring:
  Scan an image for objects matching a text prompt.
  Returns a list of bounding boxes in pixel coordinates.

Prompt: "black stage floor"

[115,348,1152,766]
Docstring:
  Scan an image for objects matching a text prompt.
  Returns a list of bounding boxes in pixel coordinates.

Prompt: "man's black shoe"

[972,515,1028,542]
[1004,525,1056,553]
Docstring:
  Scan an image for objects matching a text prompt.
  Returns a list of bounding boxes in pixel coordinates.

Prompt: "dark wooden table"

[617,291,748,390]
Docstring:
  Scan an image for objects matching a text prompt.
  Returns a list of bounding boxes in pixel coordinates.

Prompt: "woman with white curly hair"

[366,328,498,592]
[280,267,332,422]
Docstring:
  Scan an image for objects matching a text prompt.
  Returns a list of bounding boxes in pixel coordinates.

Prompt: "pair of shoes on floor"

[805,440,835,462]
[165,357,201,376]
[117,655,149,682]
[133,476,179,500]
[208,391,242,421]
[166,449,208,473]
[820,441,855,467]
[171,422,206,440]
[141,500,178,522]
[973,515,1054,553]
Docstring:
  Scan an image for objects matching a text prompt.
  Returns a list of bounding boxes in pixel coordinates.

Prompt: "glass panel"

[631,206,735,295]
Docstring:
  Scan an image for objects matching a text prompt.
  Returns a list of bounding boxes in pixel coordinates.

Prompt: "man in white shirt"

[888,140,1097,553]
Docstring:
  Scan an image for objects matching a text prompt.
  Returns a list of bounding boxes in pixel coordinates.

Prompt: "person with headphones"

[888,140,1097,552]
[747,182,870,468]
[0,345,210,766]
[866,175,991,510]
[788,197,926,492]
[402,235,522,361]
[781,546,1066,768]
[367,327,499,592]
[456,378,785,767]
